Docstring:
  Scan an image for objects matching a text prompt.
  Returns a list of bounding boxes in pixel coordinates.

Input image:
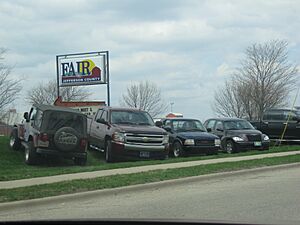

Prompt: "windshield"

[111,110,154,126]
[172,120,206,132]
[224,120,255,130]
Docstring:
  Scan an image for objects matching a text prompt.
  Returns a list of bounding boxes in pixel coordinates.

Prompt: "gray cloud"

[1,0,300,119]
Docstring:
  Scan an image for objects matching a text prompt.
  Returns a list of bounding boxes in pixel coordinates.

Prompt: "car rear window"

[44,111,85,133]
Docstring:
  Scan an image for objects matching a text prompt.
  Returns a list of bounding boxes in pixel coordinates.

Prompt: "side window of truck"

[33,110,43,129]
[95,109,103,121]
[101,110,108,122]
[206,120,216,130]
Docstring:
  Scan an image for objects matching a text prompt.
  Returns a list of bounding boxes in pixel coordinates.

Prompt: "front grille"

[125,133,164,146]
[195,140,215,146]
[247,134,262,141]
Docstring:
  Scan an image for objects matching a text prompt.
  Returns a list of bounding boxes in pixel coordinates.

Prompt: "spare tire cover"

[54,127,81,151]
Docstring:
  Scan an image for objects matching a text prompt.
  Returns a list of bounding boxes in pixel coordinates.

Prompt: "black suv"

[204,118,270,153]
[9,104,88,165]
[159,118,220,157]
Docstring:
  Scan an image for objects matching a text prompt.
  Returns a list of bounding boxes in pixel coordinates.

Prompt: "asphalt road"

[1,165,300,224]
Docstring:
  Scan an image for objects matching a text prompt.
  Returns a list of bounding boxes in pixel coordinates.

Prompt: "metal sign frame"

[56,51,110,106]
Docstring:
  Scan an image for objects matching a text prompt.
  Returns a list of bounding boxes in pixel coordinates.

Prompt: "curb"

[1,162,300,209]
[1,150,300,189]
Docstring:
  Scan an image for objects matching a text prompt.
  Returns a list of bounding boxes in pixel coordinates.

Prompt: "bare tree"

[213,40,298,120]
[0,48,22,116]
[27,80,91,105]
[213,78,245,118]
[120,81,168,117]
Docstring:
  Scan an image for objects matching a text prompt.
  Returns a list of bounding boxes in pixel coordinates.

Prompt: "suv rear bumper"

[36,148,87,159]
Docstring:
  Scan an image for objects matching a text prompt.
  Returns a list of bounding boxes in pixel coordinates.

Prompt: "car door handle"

[283,122,287,125]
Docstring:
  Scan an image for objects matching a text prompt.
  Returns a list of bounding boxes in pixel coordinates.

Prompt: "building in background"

[54,96,105,117]
[166,112,183,118]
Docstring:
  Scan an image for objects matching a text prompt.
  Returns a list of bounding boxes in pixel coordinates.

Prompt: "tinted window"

[101,110,108,122]
[111,111,154,125]
[215,121,224,131]
[46,112,84,133]
[206,120,216,129]
[95,109,104,121]
[33,110,43,129]
[171,120,206,132]
[224,120,254,130]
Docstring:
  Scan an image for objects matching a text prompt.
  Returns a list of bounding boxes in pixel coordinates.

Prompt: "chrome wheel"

[226,141,233,154]
[173,142,182,157]
[9,136,15,148]
[25,148,29,161]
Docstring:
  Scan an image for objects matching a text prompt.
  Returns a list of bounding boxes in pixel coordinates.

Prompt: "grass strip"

[1,135,300,181]
[0,154,300,203]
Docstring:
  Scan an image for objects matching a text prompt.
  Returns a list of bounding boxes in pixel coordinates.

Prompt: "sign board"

[56,51,110,106]
[57,52,108,87]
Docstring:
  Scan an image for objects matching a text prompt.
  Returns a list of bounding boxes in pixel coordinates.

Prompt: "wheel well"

[104,136,111,146]
[172,139,183,147]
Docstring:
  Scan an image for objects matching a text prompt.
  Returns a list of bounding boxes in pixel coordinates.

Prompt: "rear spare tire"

[54,127,80,151]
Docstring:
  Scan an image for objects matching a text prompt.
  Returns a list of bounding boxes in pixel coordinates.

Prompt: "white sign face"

[58,54,106,87]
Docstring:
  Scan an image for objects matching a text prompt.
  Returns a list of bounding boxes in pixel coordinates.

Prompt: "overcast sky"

[1,0,300,121]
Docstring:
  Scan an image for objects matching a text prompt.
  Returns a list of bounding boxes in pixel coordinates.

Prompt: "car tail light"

[39,133,49,142]
[80,138,87,150]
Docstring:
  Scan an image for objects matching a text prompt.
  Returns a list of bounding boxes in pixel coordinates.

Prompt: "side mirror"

[155,121,163,127]
[164,126,172,132]
[23,112,29,122]
[207,128,212,132]
[96,118,108,125]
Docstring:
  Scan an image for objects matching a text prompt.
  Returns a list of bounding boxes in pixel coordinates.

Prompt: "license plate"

[254,141,262,147]
[140,151,150,158]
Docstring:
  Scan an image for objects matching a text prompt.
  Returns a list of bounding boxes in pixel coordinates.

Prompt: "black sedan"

[159,118,221,157]
[204,118,270,153]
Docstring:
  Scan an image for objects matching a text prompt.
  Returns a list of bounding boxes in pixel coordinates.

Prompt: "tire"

[74,156,87,166]
[225,140,237,154]
[105,139,115,163]
[9,128,21,151]
[54,127,80,151]
[25,141,38,165]
[172,141,185,158]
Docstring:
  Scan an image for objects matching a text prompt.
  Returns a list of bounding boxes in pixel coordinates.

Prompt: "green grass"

[1,154,300,203]
[1,135,300,181]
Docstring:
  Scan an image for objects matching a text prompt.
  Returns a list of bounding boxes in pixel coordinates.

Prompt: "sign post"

[56,51,110,106]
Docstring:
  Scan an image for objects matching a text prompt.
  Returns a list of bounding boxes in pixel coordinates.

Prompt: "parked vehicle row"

[9,104,273,166]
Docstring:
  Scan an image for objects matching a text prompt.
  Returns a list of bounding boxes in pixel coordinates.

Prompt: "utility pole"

[170,102,174,112]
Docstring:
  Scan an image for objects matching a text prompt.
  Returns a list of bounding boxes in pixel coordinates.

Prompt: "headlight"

[163,135,169,144]
[263,135,269,141]
[184,139,195,145]
[112,132,125,143]
[214,139,221,146]
[232,136,244,142]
